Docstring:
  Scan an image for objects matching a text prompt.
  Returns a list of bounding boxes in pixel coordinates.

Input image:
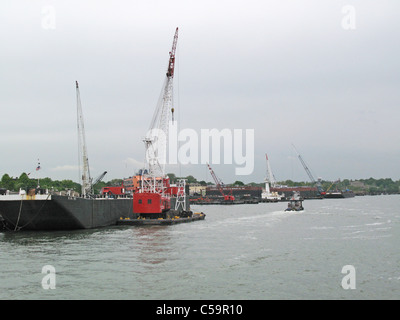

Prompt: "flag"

[36,160,41,171]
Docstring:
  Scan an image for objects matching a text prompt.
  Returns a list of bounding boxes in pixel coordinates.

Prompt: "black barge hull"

[0,195,133,230]
[324,191,355,198]
[117,212,206,226]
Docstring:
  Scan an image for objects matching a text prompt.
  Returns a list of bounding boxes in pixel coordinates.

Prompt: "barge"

[117,212,205,226]
[324,190,355,198]
[0,191,133,231]
[0,29,205,231]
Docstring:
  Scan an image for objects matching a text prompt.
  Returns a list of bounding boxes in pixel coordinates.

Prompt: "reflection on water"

[132,226,174,266]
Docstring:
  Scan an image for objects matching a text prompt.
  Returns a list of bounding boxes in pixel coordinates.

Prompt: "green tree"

[108,179,123,186]
[39,177,53,189]
[1,174,15,191]
[167,173,177,184]
[15,172,36,191]
[184,175,197,184]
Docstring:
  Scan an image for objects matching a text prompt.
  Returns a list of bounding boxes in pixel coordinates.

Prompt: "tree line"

[1,173,399,195]
[0,173,82,193]
[0,173,122,194]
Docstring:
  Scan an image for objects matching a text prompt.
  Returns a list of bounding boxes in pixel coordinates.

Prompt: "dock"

[116,212,206,226]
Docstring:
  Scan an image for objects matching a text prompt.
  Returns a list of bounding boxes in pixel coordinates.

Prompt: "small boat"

[285,192,304,212]
[324,189,355,198]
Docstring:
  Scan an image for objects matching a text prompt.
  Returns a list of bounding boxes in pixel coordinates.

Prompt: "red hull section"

[133,193,170,214]
[101,186,125,196]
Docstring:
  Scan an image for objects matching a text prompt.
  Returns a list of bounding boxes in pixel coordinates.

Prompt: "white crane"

[265,153,277,188]
[76,81,91,197]
[141,27,178,194]
[262,153,282,200]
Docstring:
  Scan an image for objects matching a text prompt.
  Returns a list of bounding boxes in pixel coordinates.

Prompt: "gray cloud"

[1,0,399,184]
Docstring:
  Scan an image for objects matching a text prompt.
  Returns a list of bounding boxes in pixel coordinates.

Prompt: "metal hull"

[0,195,133,230]
[324,191,355,198]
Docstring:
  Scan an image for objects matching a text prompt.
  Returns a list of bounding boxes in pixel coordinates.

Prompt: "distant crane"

[91,171,107,194]
[76,81,91,197]
[207,163,235,201]
[264,153,277,187]
[76,81,107,197]
[262,153,282,201]
[292,144,325,196]
[326,179,340,193]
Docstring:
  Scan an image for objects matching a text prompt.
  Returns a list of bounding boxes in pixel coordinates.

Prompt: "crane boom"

[144,28,179,180]
[92,171,107,186]
[134,28,184,218]
[292,144,325,195]
[207,163,223,190]
[167,27,178,78]
[298,154,315,183]
[207,163,235,201]
[265,153,277,187]
[76,81,91,197]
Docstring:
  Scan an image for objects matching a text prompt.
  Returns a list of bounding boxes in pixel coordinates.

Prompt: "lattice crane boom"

[144,28,179,181]
[292,144,325,195]
[76,81,91,197]
[206,163,235,201]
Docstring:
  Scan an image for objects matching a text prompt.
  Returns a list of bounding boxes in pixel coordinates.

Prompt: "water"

[1,195,399,300]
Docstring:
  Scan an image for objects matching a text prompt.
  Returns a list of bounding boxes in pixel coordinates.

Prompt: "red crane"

[167,27,178,78]
[133,27,179,218]
[207,163,235,201]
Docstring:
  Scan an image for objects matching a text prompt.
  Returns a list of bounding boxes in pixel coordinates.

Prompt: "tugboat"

[285,192,304,212]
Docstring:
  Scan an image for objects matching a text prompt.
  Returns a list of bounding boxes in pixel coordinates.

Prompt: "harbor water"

[0,195,399,300]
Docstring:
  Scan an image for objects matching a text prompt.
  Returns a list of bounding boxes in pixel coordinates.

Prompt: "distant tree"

[18,172,31,184]
[39,177,53,189]
[1,174,15,191]
[0,173,15,191]
[167,173,176,184]
[342,179,350,187]
[368,186,379,194]
[233,180,245,186]
[108,179,123,186]
[184,175,197,184]
[15,172,36,191]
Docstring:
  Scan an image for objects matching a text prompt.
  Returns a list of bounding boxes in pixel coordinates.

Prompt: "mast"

[76,81,91,197]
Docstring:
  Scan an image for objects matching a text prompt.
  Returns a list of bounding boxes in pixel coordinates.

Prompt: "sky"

[0,0,399,184]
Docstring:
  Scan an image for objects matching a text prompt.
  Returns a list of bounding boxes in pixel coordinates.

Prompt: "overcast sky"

[1,0,399,184]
